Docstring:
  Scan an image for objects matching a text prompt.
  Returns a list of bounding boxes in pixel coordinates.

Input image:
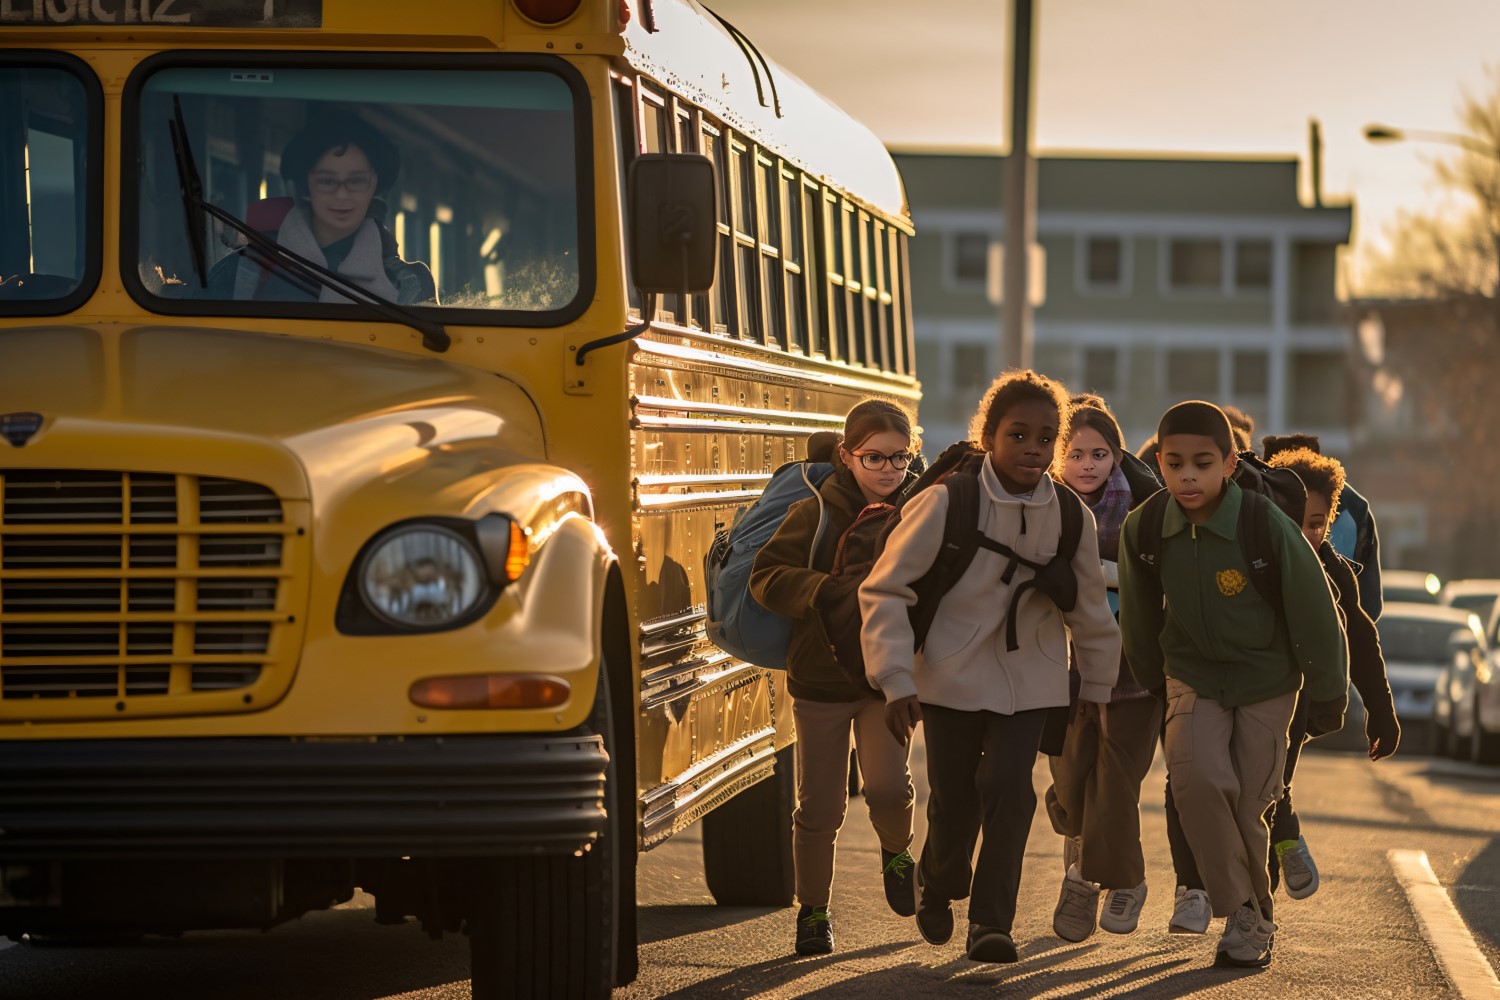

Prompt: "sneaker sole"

[795,942,834,956]
[1052,922,1096,943]
[1168,920,1210,935]
[1213,948,1272,969]
[917,916,953,946]
[1100,915,1142,935]
[885,887,917,918]
[1284,875,1319,901]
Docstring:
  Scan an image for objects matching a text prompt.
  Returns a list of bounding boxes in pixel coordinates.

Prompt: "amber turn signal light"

[410,673,569,710]
[512,0,582,25]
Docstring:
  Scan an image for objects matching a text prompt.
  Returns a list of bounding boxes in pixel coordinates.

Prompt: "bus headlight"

[360,525,487,628]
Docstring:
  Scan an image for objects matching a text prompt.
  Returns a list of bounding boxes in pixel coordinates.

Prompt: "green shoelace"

[883,849,914,880]
[800,907,830,928]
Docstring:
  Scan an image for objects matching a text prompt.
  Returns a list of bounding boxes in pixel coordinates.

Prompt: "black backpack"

[818,441,1085,694]
[1133,451,1307,610]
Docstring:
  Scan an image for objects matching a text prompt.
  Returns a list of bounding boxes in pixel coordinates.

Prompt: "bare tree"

[1358,75,1500,575]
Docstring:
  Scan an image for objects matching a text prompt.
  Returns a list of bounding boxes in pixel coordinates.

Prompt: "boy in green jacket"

[1117,401,1347,969]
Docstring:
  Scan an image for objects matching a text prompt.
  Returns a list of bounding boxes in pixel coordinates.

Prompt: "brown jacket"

[751,467,888,703]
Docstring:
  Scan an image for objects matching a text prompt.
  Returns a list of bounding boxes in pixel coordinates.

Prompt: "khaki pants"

[792,697,915,906]
[1045,695,1163,889]
[1163,678,1296,918]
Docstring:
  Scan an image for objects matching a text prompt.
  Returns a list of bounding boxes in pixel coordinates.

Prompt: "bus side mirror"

[628,153,717,295]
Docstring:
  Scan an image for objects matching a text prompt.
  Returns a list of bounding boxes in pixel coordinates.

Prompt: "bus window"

[729,141,758,340]
[131,62,584,318]
[702,123,733,335]
[613,76,641,314]
[0,62,96,309]
[755,156,782,349]
[781,170,804,353]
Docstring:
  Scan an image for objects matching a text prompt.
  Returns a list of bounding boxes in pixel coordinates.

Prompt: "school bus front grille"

[0,471,308,720]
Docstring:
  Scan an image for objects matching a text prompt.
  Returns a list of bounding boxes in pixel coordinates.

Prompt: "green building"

[894,152,1353,452]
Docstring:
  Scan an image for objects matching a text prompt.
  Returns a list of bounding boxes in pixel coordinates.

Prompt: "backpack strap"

[801,463,830,571]
[1134,488,1171,595]
[975,483,1087,652]
[908,469,985,651]
[1236,488,1283,616]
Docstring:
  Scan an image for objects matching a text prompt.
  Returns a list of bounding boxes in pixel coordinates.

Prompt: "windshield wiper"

[165,99,450,353]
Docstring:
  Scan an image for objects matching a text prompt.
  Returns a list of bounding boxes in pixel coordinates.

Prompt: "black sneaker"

[794,904,834,956]
[914,863,953,945]
[882,848,917,917]
[966,924,1019,964]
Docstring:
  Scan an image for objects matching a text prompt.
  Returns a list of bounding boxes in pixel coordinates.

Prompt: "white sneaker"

[1276,836,1320,899]
[1215,902,1275,968]
[1168,886,1211,935]
[1052,864,1101,943]
[1099,881,1148,934]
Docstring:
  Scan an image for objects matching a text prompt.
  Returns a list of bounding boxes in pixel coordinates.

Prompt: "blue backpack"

[704,461,835,669]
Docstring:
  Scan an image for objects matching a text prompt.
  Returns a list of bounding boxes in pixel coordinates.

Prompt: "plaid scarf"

[1084,463,1133,563]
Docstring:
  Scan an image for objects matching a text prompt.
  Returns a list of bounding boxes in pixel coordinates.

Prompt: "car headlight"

[360,525,487,628]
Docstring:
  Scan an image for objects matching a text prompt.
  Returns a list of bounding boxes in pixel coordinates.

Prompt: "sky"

[708,0,1500,286]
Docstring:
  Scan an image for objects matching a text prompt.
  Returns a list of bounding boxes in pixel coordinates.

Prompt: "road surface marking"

[1389,849,1500,1000]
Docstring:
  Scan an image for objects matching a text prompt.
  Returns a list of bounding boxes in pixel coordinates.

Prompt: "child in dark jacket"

[1044,397,1164,944]
[750,400,918,957]
[1118,401,1347,970]
[1262,447,1400,897]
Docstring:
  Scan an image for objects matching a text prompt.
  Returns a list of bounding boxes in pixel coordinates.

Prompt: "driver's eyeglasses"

[309,173,375,195]
[850,449,913,471]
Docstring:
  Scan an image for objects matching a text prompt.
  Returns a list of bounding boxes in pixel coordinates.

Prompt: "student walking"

[749,400,919,956]
[1043,397,1165,943]
[859,370,1121,964]
[1118,401,1348,969]
[1262,446,1400,896]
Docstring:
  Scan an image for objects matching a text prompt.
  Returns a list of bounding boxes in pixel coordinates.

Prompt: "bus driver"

[208,112,436,305]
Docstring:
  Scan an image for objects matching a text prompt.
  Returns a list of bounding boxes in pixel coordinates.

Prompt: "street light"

[1363,123,1500,159]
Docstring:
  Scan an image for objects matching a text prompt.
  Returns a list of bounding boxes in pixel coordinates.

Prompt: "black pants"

[918,704,1047,932]
[1164,693,1310,893]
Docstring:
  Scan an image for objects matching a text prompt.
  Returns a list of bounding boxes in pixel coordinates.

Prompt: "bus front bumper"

[0,734,608,861]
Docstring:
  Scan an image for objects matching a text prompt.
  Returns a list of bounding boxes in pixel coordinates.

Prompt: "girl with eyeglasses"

[206,111,436,305]
[749,399,919,957]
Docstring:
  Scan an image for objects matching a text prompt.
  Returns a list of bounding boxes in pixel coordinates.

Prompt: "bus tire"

[468,665,620,1000]
[701,746,795,907]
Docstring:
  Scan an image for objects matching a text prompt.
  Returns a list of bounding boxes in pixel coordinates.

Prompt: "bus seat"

[246,196,295,233]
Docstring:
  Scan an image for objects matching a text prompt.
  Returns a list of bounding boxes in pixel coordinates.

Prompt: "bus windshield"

[0,65,92,305]
[133,61,583,318]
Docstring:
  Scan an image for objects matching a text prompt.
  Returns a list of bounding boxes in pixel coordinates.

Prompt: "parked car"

[1378,602,1482,755]
[1382,569,1443,606]
[1440,578,1500,616]
[1436,597,1500,764]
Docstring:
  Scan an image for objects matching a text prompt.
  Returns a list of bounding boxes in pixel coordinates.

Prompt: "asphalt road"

[2,741,1496,999]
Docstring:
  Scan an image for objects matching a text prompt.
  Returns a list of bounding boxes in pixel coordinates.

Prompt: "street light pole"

[1001,0,1036,371]
[1364,123,1500,160]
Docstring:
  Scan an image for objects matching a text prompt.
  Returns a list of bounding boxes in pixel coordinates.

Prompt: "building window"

[1235,239,1272,290]
[1168,238,1223,291]
[1289,351,1347,426]
[1232,350,1269,395]
[951,232,990,285]
[1081,346,1120,394]
[952,342,991,422]
[1165,348,1219,397]
[1082,236,1126,291]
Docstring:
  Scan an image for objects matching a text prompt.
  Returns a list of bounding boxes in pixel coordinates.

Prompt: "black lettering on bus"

[0,1,27,24]
[91,0,116,21]
[46,0,76,22]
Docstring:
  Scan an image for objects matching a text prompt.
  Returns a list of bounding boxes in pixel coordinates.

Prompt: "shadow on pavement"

[0,908,470,1000]
[636,903,782,945]
[1455,833,1500,962]
[650,941,918,998]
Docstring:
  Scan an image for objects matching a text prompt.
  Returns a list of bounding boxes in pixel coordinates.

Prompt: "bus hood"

[0,325,546,502]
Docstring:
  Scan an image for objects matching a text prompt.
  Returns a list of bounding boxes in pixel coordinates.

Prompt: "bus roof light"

[512,0,583,26]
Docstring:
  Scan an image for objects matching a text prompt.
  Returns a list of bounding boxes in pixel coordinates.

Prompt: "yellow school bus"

[0,0,917,994]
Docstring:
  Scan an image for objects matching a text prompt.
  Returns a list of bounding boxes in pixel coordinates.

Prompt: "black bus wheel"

[468,665,621,1000]
[700,745,795,907]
